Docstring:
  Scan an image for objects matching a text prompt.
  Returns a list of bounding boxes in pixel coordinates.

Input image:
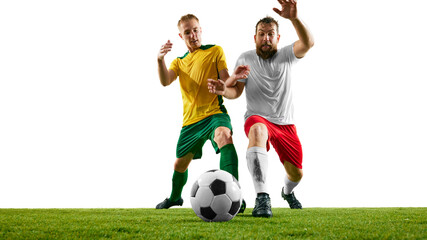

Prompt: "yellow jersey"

[170,45,228,126]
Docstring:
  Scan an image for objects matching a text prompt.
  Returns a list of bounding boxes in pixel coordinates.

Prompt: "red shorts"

[244,115,303,169]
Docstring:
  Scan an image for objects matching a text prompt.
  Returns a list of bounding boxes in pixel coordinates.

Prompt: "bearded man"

[208,0,314,217]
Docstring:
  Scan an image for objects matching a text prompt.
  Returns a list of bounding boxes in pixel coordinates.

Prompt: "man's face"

[254,23,280,59]
[179,19,202,52]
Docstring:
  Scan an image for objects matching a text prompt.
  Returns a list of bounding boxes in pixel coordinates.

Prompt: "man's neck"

[188,46,200,53]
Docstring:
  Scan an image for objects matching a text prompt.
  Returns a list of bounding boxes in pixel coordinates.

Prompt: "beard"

[256,44,277,59]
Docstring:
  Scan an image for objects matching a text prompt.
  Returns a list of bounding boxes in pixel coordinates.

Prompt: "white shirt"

[237,44,299,125]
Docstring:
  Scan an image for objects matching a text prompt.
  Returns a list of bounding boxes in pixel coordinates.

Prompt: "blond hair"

[177,14,199,28]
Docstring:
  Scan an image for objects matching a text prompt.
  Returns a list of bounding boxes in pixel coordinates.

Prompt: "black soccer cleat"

[239,199,246,214]
[155,198,183,209]
[281,187,302,209]
[252,194,273,218]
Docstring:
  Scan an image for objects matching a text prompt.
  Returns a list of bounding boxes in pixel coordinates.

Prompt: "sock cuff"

[284,177,299,184]
[247,146,267,155]
[173,170,188,177]
[220,143,235,150]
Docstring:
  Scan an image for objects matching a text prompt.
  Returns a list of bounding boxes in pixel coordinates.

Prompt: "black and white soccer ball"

[190,169,242,222]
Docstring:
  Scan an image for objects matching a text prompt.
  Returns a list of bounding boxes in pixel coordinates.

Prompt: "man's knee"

[289,168,303,182]
[249,123,268,142]
[214,127,233,148]
[283,160,303,181]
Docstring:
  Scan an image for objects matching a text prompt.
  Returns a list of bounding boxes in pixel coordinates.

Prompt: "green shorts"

[176,113,233,159]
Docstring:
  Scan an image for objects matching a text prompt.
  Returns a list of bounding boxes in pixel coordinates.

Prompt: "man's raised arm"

[157,40,177,86]
[273,0,314,58]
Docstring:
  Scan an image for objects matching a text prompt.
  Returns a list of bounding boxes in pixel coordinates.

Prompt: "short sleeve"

[278,43,299,65]
[169,58,179,77]
[216,46,228,73]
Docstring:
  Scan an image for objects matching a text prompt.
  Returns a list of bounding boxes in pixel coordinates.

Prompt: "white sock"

[283,177,300,195]
[246,147,269,194]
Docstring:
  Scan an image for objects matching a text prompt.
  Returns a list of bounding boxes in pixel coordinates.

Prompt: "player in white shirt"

[208,0,314,217]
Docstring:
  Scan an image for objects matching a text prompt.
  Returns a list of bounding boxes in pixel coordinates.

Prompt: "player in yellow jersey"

[156,14,248,211]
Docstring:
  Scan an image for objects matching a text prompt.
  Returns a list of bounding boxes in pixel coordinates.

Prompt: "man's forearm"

[223,77,244,99]
[223,86,240,99]
[225,74,239,88]
[158,58,171,86]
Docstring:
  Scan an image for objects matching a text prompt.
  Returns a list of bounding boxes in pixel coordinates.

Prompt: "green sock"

[169,170,188,202]
[220,144,239,180]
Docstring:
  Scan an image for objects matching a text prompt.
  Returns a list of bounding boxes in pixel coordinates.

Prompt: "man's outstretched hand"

[273,0,298,20]
[225,65,250,87]
[208,79,226,96]
[158,40,173,61]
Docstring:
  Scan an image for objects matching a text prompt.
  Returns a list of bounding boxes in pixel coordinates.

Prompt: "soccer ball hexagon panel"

[190,169,242,222]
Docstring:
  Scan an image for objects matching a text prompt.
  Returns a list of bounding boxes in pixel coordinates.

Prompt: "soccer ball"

[190,169,242,222]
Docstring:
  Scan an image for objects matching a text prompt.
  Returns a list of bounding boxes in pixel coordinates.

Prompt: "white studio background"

[1,0,426,208]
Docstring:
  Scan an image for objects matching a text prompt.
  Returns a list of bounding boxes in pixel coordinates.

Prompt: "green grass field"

[1,208,426,239]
